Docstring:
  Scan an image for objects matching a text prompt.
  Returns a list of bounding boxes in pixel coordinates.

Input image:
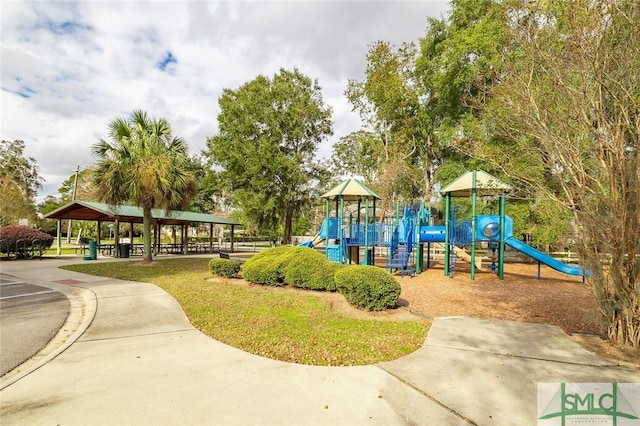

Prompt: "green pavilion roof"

[44,200,242,226]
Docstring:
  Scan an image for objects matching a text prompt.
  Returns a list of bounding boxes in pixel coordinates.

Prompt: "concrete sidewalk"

[1,257,638,425]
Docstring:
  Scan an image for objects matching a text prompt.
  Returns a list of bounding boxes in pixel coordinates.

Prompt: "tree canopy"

[0,139,42,200]
[58,167,99,204]
[0,139,42,226]
[332,0,639,346]
[479,0,640,346]
[206,68,333,244]
[343,41,430,211]
[92,110,197,262]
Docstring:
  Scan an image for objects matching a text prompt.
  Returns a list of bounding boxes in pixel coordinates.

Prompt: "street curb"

[0,283,97,390]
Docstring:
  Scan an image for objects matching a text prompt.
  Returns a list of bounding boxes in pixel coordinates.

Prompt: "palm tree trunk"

[143,207,153,262]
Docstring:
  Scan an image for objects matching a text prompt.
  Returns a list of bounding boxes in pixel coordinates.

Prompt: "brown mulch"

[397,262,600,335]
[393,261,639,370]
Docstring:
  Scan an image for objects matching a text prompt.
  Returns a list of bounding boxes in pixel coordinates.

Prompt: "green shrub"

[242,246,305,286]
[334,265,401,311]
[284,250,341,291]
[242,246,342,289]
[208,258,241,278]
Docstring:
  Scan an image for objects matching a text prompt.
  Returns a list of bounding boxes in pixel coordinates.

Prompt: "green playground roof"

[44,200,242,226]
[440,170,512,197]
[321,179,381,201]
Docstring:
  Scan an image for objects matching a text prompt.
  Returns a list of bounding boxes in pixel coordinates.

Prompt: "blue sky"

[2,1,449,202]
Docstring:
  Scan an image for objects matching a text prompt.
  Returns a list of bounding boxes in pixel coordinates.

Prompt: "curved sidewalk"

[0,257,638,425]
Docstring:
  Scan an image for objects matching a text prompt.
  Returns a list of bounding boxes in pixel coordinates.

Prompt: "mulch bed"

[395,261,602,336]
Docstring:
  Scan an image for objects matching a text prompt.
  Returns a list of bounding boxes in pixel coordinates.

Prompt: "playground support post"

[364,197,369,264]
[444,192,451,277]
[339,197,344,264]
[415,202,425,274]
[325,198,330,259]
[356,197,361,264]
[537,262,541,280]
[498,194,506,280]
[426,243,430,269]
[470,171,478,281]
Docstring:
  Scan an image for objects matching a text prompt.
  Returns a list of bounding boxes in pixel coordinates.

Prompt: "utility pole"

[66,165,80,244]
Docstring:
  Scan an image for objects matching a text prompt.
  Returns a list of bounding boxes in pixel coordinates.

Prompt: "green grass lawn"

[44,247,77,255]
[63,258,429,366]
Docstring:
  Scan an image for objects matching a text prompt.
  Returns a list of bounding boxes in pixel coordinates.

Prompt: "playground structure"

[301,172,590,280]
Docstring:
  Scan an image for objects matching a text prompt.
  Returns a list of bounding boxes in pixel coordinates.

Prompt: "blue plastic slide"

[505,237,590,277]
[299,218,331,248]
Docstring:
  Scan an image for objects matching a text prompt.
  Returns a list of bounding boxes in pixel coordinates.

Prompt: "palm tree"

[92,110,197,262]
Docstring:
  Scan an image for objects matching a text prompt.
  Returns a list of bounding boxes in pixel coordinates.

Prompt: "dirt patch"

[571,335,640,371]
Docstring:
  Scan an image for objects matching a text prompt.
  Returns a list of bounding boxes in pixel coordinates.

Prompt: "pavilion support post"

[114,219,120,258]
[129,222,134,245]
[97,221,102,246]
[209,223,214,253]
[149,223,154,256]
[181,224,186,254]
[156,223,161,255]
[230,225,235,253]
[56,219,62,256]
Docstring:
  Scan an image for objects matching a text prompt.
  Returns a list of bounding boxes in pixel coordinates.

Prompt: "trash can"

[88,240,97,260]
[119,243,131,258]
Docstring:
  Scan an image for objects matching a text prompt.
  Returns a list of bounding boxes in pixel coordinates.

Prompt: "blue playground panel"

[321,217,340,240]
[476,215,514,241]
[346,223,393,246]
[418,225,446,243]
[432,215,515,245]
[326,244,341,263]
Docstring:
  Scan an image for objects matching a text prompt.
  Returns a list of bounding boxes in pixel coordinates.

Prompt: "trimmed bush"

[284,249,341,291]
[242,246,340,290]
[242,246,305,286]
[208,258,241,278]
[334,265,401,311]
[0,226,54,258]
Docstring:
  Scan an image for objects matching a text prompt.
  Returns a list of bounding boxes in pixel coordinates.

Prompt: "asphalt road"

[0,274,70,376]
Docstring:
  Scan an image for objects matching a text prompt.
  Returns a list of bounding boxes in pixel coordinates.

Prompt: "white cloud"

[1,0,449,202]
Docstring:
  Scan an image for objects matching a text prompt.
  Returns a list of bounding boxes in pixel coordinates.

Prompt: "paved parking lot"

[0,274,69,376]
